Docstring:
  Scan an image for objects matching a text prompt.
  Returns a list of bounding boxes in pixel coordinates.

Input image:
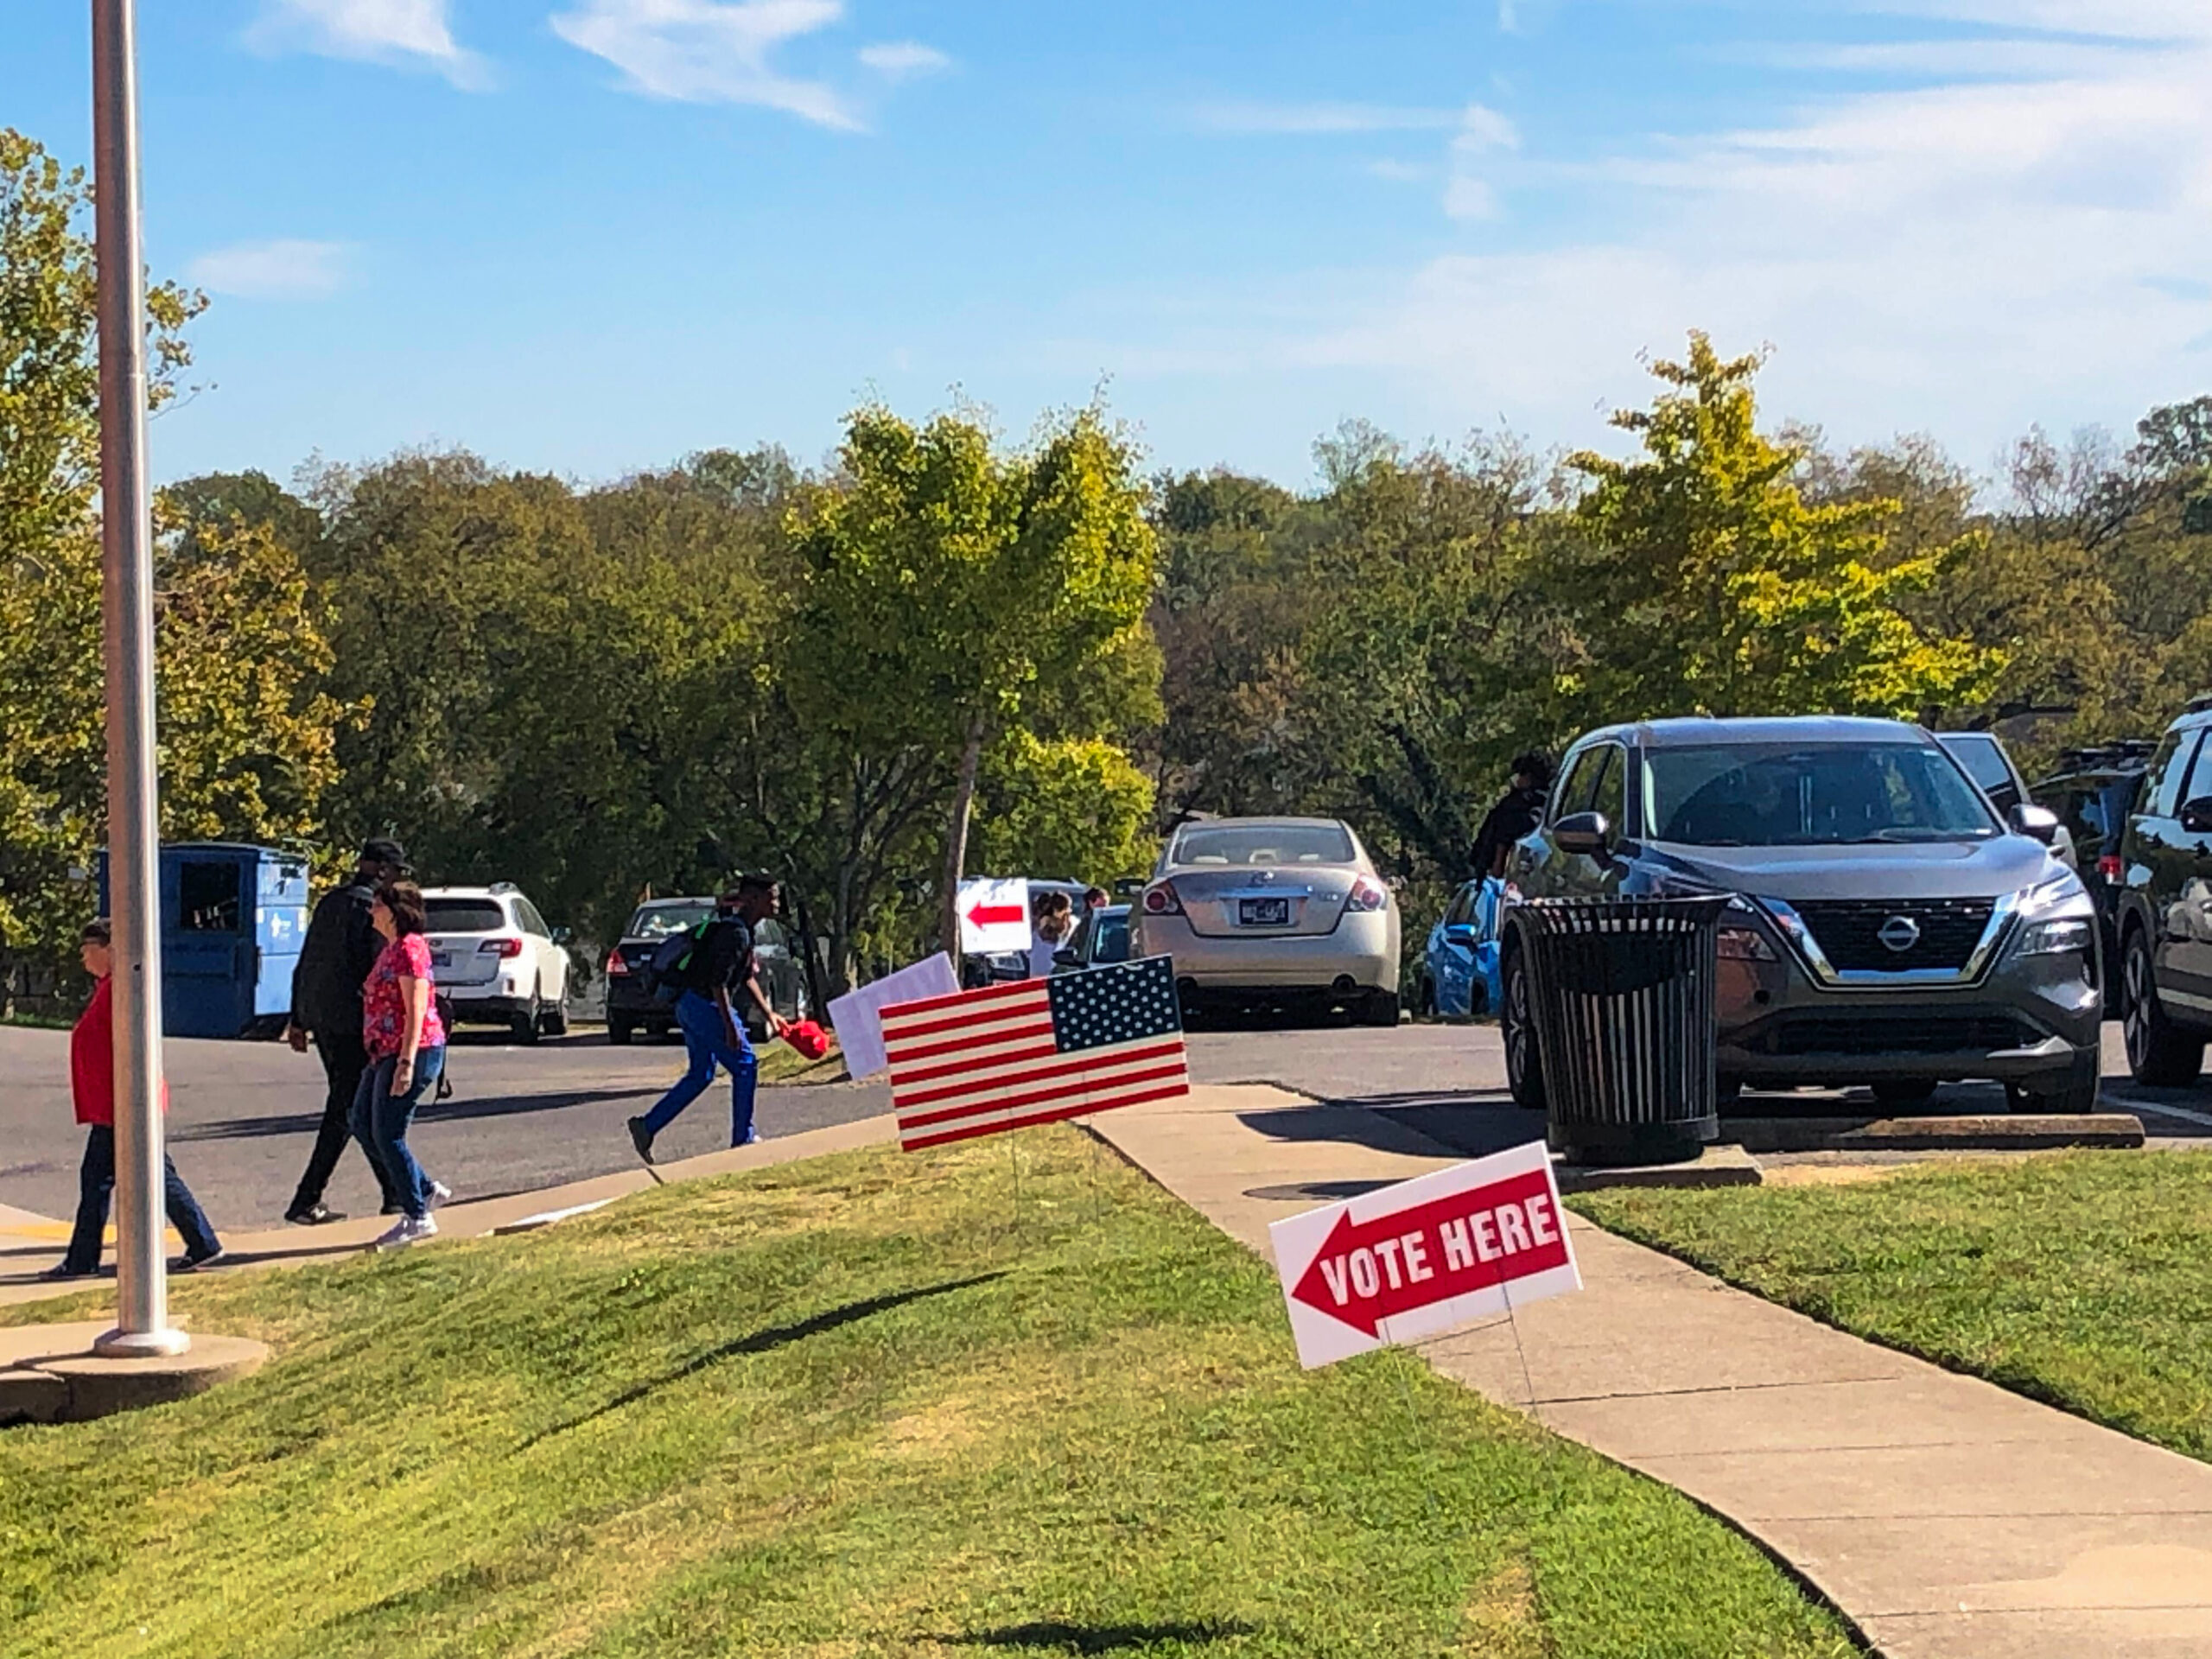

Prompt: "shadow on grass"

[518,1272,1006,1450]
[931,1620,1258,1653]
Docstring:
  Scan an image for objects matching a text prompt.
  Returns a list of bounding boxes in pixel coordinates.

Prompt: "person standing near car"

[353,880,451,1250]
[41,918,226,1281]
[281,837,407,1225]
[1469,752,1554,880]
[1028,891,1075,978]
[626,874,788,1165]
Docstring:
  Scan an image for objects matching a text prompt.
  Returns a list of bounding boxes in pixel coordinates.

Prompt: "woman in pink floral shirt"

[351,880,449,1249]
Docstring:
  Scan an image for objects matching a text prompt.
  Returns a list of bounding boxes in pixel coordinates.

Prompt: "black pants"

[289,1028,398,1214]
[62,1125,221,1273]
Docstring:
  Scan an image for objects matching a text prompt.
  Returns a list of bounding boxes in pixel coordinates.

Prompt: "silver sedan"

[1129,817,1401,1026]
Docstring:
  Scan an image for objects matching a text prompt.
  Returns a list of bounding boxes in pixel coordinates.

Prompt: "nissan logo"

[1877,914,1922,954]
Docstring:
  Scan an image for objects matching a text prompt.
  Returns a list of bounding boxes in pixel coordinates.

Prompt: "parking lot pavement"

[0,1023,890,1233]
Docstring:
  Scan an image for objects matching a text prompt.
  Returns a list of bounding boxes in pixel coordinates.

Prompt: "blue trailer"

[97,842,313,1038]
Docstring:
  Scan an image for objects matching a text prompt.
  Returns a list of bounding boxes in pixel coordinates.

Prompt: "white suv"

[421,884,572,1042]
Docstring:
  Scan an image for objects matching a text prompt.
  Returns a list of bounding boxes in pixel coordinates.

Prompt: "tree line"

[6,125,2210,1007]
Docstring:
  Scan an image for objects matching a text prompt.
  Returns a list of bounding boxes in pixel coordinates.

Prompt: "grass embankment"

[2,1132,1856,1659]
[1578,1151,2212,1464]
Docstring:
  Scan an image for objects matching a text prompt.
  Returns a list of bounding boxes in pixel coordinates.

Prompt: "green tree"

[787,406,1160,959]
[1556,334,1999,725]
[2,131,337,994]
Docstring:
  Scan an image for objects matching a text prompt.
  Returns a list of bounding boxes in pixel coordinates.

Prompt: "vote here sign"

[1269,1140,1581,1370]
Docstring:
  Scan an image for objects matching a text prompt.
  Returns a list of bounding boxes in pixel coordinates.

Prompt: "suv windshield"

[425,899,507,933]
[626,902,714,939]
[1645,744,1999,847]
[1173,823,1354,866]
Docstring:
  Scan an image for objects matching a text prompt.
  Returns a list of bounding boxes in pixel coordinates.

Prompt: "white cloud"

[247,0,485,86]
[859,41,950,79]
[1193,101,1463,135]
[1443,103,1519,219]
[1305,14,2212,457]
[550,0,861,130]
[187,239,352,300]
[1369,159,1431,182]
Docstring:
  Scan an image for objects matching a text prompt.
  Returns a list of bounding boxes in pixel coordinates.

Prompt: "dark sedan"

[603,897,811,1045]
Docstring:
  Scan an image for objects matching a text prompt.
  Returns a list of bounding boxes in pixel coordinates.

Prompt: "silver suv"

[1503,717,2103,1112]
[2113,696,2212,1086]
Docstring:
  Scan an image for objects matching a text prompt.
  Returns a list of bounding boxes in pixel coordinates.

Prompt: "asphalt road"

[5,1017,2208,1233]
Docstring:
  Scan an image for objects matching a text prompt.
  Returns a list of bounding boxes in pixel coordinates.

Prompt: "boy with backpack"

[626,875,788,1165]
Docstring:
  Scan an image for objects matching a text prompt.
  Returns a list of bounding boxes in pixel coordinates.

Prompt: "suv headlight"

[2010,873,2095,958]
[1646,876,1777,959]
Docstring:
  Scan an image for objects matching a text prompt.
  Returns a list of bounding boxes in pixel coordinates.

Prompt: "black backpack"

[642,922,712,1006]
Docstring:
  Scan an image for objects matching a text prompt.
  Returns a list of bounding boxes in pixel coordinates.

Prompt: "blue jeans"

[640,990,756,1146]
[62,1124,221,1272]
[350,1047,445,1220]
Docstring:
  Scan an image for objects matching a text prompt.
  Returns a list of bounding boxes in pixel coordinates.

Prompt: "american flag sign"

[883,957,1191,1151]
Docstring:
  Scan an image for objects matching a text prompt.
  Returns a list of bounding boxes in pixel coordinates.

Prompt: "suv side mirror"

[2181,796,2212,836]
[1553,810,1611,858]
[1442,922,1477,945]
[2008,803,2061,846]
[550,925,572,944]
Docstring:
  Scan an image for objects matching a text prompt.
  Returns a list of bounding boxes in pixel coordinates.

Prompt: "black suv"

[2113,697,2212,1085]
[2032,741,2154,975]
[1502,716,2103,1112]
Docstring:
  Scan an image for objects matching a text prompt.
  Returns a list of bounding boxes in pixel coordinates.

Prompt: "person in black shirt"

[282,838,409,1224]
[627,874,787,1165]
[1469,752,1554,881]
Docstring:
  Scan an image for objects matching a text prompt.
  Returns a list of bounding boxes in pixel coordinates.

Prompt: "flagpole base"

[92,1325,192,1359]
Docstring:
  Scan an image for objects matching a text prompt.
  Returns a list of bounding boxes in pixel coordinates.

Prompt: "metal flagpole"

[91,0,188,1361]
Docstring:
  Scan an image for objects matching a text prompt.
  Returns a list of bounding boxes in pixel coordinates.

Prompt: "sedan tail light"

[606,947,630,976]
[1141,880,1184,916]
[480,938,525,958]
[2097,854,2122,883]
[1345,876,1389,913]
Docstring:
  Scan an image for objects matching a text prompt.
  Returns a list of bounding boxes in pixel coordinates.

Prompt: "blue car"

[1417,876,1505,1019]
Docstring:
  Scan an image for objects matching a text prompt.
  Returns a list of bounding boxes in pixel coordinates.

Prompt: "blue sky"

[7,1,2210,491]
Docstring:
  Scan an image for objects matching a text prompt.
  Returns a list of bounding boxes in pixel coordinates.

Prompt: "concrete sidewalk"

[0,1116,899,1313]
[1091,1083,2212,1659]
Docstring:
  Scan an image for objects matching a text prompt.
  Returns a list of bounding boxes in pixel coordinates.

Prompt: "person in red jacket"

[41,918,226,1281]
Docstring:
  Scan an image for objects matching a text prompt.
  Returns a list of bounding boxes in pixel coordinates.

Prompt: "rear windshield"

[626,902,714,939]
[1645,744,1999,847]
[1172,823,1355,866]
[425,899,507,933]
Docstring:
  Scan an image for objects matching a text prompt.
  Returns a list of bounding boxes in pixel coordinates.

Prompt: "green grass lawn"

[1577,1151,2212,1464]
[2,1130,1854,1659]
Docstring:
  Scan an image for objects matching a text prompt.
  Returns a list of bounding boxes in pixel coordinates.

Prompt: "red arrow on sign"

[965,902,1027,929]
[1289,1167,1569,1338]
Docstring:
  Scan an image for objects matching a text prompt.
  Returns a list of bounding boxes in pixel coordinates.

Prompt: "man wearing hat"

[282,837,409,1224]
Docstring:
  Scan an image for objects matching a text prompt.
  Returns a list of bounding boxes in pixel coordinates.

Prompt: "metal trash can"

[1515,895,1728,1166]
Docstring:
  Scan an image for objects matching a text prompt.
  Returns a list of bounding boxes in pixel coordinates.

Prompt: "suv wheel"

[2005,1049,2101,1115]
[1356,988,1401,1028]
[1501,942,1546,1111]
[542,1001,569,1038]
[512,987,542,1046]
[2121,926,2204,1086]
[1416,976,1437,1020]
[608,1015,634,1046]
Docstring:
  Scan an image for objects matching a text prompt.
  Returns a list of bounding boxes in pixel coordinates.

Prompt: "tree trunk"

[939,713,988,962]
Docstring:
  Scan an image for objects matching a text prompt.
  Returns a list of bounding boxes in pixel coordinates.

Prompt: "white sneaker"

[373,1214,438,1251]
[426,1179,454,1209]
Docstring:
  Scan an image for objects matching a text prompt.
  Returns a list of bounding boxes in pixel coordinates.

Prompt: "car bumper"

[1132,912,1400,995]
[1717,943,2102,1085]
[440,989,536,1023]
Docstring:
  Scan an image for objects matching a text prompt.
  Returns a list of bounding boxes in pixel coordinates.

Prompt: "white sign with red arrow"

[956,876,1033,956]
[1268,1140,1581,1370]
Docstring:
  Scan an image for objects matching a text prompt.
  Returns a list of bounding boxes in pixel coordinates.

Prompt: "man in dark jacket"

[282,837,408,1224]
[1469,752,1553,880]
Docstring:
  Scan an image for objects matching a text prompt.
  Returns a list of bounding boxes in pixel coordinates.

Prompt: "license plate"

[432,952,452,969]
[1238,897,1290,926]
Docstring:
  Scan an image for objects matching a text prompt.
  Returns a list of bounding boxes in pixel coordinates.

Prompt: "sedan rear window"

[1645,744,1999,846]
[626,902,714,939]
[425,899,507,933]
[1172,823,1355,866]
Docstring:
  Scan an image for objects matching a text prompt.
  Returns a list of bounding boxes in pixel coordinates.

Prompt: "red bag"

[782,1018,831,1061]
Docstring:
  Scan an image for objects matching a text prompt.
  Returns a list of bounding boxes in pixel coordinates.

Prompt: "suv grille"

[1792,898,1994,973]
[1753,1014,2038,1057]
